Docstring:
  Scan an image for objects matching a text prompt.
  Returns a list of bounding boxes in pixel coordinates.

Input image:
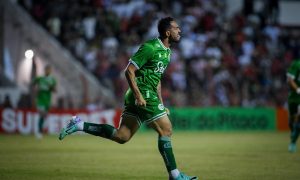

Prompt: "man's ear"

[166,30,170,37]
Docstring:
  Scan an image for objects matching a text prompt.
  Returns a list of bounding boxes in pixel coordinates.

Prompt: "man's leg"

[59,114,140,144]
[36,107,47,139]
[288,103,298,152]
[148,115,197,180]
[288,103,297,132]
[38,111,46,133]
[111,114,140,144]
[290,115,300,148]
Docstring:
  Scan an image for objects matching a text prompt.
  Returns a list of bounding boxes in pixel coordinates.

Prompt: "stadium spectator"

[18,0,291,108]
[0,95,13,109]
[17,93,33,108]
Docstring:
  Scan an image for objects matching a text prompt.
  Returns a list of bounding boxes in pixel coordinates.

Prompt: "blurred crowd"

[15,0,299,108]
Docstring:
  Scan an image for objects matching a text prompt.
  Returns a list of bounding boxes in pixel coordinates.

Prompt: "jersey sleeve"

[129,43,154,69]
[287,61,299,79]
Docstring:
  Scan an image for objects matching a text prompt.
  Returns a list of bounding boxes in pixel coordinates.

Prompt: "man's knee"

[114,132,131,144]
[160,127,173,137]
[116,136,130,144]
[150,118,173,137]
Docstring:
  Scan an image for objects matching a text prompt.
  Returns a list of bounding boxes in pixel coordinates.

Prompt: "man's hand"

[135,95,146,107]
[297,88,300,94]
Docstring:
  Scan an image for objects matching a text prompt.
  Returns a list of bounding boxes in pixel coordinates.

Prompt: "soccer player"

[33,64,56,139]
[59,17,198,180]
[287,59,300,152]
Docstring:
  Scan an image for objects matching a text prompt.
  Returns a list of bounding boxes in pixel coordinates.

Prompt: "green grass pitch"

[0,131,300,180]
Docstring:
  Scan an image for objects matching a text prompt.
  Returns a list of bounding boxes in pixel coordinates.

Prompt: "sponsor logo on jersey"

[154,61,166,73]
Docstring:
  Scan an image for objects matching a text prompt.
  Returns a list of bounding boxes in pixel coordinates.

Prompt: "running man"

[287,59,300,152]
[59,17,198,180]
[33,65,56,138]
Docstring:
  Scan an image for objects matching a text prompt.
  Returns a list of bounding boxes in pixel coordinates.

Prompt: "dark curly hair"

[158,17,174,38]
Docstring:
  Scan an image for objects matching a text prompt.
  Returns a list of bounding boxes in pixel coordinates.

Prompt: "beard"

[170,35,180,43]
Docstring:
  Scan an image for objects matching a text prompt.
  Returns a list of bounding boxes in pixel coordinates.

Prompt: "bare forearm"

[157,81,163,103]
[124,64,146,106]
[288,78,298,91]
[125,69,142,99]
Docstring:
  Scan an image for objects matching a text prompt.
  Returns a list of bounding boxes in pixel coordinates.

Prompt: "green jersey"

[125,38,171,105]
[34,75,56,109]
[123,38,170,124]
[287,60,300,103]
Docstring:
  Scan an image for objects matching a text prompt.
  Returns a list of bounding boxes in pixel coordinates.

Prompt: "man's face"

[45,66,51,76]
[168,21,181,42]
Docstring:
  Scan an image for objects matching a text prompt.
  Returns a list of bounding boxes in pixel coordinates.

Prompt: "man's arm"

[51,80,57,92]
[288,76,300,93]
[157,81,163,103]
[125,64,146,106]
[157,80,170,115]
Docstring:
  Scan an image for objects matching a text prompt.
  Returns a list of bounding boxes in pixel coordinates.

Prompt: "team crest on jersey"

[158,104,164,110]
[154,61,166,73]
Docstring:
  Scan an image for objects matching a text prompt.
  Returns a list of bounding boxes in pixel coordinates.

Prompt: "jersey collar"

[157,38,170,50]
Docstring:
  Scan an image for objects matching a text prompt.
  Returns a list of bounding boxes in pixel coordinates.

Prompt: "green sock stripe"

[111,129,117,138]
[159,136,171,141]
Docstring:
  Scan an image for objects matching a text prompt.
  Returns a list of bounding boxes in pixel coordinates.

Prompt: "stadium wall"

[169,107,276,131]
[1,0,116,108]
[0,107,289,135]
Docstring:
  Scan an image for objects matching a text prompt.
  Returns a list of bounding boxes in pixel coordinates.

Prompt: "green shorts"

[123,89,167,126]
[36,103,50,112]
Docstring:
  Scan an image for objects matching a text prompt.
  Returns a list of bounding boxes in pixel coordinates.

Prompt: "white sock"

[77,121,84,131]
[171,169,180,178]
